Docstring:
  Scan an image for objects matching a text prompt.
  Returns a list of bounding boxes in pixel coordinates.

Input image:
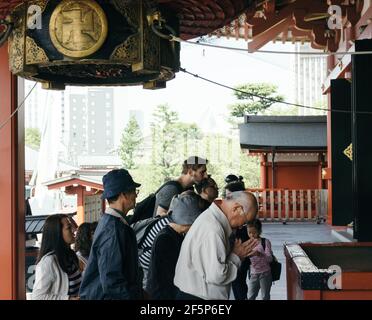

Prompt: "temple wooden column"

[352,39,372,242]
[260,154,267,189]
[0,45,25,299]
[76,187,85,226]
[330,79,352,226]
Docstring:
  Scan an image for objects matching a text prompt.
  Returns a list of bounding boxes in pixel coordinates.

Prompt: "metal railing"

[247,189,328,223]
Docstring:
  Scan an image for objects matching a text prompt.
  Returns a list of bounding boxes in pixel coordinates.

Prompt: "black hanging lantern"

[8,0,180,89]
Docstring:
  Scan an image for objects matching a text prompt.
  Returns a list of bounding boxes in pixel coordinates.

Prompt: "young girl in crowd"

[75,222,98,272]
[32,214,81,300]
[247,219,273,300]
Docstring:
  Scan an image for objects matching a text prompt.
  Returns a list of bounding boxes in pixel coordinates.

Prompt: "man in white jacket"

[174,191,258,300]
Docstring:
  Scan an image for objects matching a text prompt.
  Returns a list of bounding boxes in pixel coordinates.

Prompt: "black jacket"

[146,225,184,300]
[231,225,251,300]
[79,213,143,300]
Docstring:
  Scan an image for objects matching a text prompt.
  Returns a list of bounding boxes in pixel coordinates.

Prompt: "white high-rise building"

[65,87,115,164]
[87,88,115,155]
[291,43,327,115]
[24,81,49,130]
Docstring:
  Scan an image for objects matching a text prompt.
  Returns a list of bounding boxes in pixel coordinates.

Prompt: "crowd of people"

[32,156,275,300]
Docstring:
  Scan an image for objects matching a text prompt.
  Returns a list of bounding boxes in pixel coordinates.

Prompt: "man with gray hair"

[174,191,259,300]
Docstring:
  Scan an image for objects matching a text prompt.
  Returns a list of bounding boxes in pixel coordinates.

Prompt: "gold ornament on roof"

[49,0,108,58]
[343,143,352,161]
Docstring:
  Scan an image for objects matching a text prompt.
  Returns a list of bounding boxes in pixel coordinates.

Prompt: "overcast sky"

[113,38,296,144]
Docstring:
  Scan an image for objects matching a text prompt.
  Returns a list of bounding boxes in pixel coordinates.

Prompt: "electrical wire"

[171,36,372,56]
[180,68,372,115]
[0,82,38,131]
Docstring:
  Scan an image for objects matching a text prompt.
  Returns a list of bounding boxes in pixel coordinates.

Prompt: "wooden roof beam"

[322,6,372,93]
[248,16,295,52]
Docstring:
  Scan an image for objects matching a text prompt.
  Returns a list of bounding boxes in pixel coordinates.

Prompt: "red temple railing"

[247,189,328,223]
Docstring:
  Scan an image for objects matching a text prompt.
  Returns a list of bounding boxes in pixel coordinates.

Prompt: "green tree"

[238,152,260,188]
[201,133,261,191]
[119,116,143,169]
[151,104,180,180]
[229,83,285,120]
[25,128,41,149]
[176,122,203,140]
[150,105,205,186]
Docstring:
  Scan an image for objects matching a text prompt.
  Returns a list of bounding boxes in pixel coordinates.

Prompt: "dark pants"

[232,258,250,300]
[176,290,204,300]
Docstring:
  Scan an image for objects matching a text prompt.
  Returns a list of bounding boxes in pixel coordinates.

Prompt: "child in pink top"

[247,219,273,300]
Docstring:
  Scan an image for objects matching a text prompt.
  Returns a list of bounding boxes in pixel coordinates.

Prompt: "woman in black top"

[146,191,210,299]
[223,177,251,300]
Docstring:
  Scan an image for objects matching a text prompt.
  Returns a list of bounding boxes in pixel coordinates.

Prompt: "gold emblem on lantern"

[343,143,352,161]
[49,0,108,58]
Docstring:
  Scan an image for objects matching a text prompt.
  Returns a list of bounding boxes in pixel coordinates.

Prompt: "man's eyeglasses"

[126,189,140,196]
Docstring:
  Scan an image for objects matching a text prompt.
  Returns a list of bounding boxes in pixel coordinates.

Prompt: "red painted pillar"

[76,186,85,225]
[0,45,25,299]
[260,153,267,189]
[326,55,335,226]
[318,153,323,190]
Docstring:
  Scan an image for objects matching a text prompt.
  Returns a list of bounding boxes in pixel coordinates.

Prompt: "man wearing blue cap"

[79,169,143,300]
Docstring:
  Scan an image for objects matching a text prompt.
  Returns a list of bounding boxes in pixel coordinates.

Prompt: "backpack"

[129,180,183,225]
[131,215,166,250]
[261,238,282,282]
[248,238,282,282]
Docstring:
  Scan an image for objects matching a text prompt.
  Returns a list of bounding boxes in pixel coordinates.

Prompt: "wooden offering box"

[284,242,372,300]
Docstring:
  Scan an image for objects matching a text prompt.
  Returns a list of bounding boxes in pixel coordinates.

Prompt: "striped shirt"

[139,216,170,270]
[67,264,82,297]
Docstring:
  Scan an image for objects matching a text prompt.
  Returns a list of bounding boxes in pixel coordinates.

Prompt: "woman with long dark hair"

[32,214,81,300]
